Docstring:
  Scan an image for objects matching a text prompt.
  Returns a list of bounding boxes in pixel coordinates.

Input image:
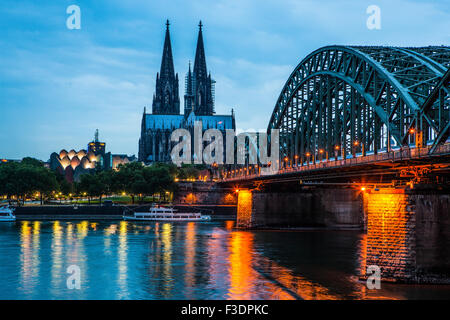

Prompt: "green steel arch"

[267,45,450,162]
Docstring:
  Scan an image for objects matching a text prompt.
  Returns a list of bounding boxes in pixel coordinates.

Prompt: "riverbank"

[13,204,237,220]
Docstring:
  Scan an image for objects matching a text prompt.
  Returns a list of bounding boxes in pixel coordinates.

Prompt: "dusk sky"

[0,0,449,161]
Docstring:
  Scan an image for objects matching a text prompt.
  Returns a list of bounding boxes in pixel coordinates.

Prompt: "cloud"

[209,57,292,131]
[0,0,449,160]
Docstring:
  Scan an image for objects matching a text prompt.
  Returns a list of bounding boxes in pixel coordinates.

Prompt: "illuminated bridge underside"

[268,46,450,161]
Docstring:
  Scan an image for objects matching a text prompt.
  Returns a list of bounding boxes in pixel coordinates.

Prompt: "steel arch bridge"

[267,45,450,164]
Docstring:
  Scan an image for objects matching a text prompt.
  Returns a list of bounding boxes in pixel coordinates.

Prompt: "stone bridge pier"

[236,187,363,229]
[362,187,450,283]
[236,185,450,283]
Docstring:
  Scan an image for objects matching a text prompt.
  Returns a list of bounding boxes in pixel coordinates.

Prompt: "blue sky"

[0,0,449,160]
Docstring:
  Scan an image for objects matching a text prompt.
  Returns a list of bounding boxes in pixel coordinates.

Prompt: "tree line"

[0,158,58,205]
[0,158,205,205]
[78,162,176,204]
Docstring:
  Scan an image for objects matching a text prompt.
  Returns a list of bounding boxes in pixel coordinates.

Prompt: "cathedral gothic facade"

[138,21,235,164]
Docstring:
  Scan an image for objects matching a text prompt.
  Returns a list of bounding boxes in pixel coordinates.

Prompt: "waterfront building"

[138,20,236,164]
[87,129,107,157]
[49,130,136,182]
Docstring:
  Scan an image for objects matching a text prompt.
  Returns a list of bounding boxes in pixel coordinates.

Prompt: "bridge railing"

[221,143,450,181]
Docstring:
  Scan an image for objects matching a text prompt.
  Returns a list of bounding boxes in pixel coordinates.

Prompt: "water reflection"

[255,255,340,300]
[206,227,230,299]
[103,223,116,256]
[117,221,129,299]
[50,221,63,295]
[3,220,449,299]
[184,222,196,298]
[228,231,254,299]
[224,220,235,230]
[161,223,173,298]
[225,231,340,299]
[19,221,40,296]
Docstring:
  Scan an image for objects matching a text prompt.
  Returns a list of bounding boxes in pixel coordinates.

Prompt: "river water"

[0,220,449,300]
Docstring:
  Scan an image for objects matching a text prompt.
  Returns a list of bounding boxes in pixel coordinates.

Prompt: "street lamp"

[353,141,359,158]
[409,128,416,146]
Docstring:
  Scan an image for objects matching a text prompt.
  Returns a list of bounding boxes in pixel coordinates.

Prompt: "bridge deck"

[221,143,450,186]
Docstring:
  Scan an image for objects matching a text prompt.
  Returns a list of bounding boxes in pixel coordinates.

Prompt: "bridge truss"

[267,46,450,164]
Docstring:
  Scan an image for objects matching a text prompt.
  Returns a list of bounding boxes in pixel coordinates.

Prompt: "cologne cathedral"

[138,20,236,164]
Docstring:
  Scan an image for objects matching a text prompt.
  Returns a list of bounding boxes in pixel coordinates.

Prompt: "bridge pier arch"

[236,186,364,229]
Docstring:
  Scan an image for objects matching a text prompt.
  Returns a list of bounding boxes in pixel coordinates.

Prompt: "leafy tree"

[34,166,58,204]
[98,170,114,197]
[178,164,200,180]
[78,173,107,204]
[21,157,44,167]
[0,160,58,205]
[113,162,144,203]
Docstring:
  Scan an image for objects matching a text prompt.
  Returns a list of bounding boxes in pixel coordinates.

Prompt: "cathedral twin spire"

[191,21,215,116]
[152,20,180,115]
[160,20,176,83]
[152,20,214,116]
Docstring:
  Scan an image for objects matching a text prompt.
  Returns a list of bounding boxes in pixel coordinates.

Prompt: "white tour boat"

[0,206,16,222]
[123,205,211,222]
